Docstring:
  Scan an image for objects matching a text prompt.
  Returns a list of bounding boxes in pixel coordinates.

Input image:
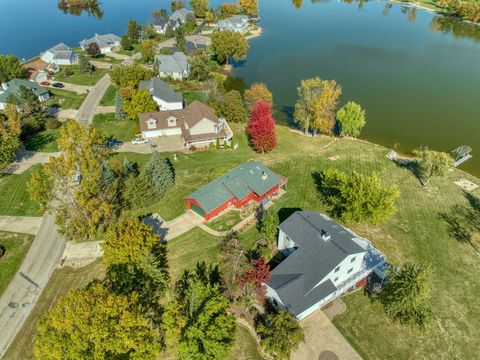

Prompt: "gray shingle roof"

[155,52,188,74]
[138,77,183,103]
[48,42,71,52]
[0,79,48,103]
[269,211,366,316]
[170,8,192,23]
[53,50,74,60]
[80,33,121,49]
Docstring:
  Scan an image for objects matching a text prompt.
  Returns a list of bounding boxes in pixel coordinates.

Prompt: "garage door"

[191,203,205,218]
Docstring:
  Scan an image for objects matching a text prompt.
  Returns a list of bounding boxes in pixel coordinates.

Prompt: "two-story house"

[138,100,233,149]
[80,33,121,54]
[0,79,50,110]
[265,211,386,320]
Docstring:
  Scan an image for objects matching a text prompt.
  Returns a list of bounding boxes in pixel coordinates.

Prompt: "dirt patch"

[454,178,478,192]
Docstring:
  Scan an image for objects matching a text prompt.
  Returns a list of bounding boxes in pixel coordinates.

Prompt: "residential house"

[0,79,50,110]
[80,33,121,54]
[165,39,208,54]
[138,77,183,111]
[22,59,58,83]
[265,211,386,320]
[138,100,233,150]
[155,8,194,34]
[40,43,77,65]
[218,15,249,33]
[155,52,189,80]
[185,161,287,220]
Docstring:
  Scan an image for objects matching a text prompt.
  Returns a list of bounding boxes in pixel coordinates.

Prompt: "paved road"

[0,216,43,235]
[0,214,65,358]
[75,73,111,123]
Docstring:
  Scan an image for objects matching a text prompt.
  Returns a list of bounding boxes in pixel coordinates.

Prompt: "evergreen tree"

[246,100,277,152]
[78,54,93,74]
[222,90,247,123]
[0,105,21,172]
[336,101,366,137]
[0,55,27,84]
[258,209,279,245]
[114,91,127,120]
[120,34,133,50]
[381,262,433,330]
[127,19,142,44]
[175,25,187,52]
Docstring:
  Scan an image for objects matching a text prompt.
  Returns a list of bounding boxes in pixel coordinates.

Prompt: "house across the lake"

[155,52,189,80]
[0,79,50,110]
[40,42,77,65]
[265,211,386,320]
[185,161,287,220]
[138,77,183,111]
[80,33,121,54]
[218,15,249,33]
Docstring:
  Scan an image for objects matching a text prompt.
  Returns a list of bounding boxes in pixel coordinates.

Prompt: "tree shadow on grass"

[439,191,480,254]
[24,133,57,152]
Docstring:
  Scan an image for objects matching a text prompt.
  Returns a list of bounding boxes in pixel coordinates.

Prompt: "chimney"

[261,171,268,180]
[321,230,331,241]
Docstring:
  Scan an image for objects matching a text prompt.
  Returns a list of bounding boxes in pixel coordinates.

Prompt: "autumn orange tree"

[244,82,273,110]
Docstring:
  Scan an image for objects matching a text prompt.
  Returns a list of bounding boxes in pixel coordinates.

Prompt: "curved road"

[0,214,65,357]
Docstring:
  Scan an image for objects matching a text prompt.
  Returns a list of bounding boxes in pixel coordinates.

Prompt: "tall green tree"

[381,262,433,330]
[222,90,247,123]
[34,284,161,360]
[189,0,209,17]
[120,34,133,50]
[219,3,240,18]
[164,262,236,359]
[128,19,142,44]
[239,0,258,15]
[123,88,158,120]
[211,30,249,65]
[140,39,157,63]
[10,86,48,135]
[317,168,400,225]
[78,54,94,74]
[413,148,454,187]
[110,64,154,88]
[189,50,211,81]
[0,105,21,171]
[336,101,366,137]
[219,235,249,301]
[258,210,279,246]
[114,91,127,120]
[294,77,342,135]
[256,310,305,359]
[0,55,26,84]
[175,25,187,52]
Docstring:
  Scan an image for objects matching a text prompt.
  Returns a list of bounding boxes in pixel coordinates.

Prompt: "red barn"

[185,161,287,220]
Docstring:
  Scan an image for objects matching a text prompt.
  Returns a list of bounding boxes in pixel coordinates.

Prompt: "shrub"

[45,118,62,130]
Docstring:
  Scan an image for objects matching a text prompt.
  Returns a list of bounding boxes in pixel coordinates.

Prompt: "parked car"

[107,140,124,148]
[40,81,51,86]
[52,82,64,88]
[131,138,147,145]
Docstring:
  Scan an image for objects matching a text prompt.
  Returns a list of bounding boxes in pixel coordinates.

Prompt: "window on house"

[334,266,340,273]
[347,268,353,274]
[334,277,338,283]
[351,256,356,263]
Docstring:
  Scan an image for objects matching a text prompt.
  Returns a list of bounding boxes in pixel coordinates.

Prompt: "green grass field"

[54,66,108,86]
[24,129,60,152]
[92,113,137,141]
[118,122,480,359]
[48,88,86,110]
[100,84,116,106]
[207,210,243,232]
[184,91,206,105]
[0,231,35,296]
[0,166,43,217]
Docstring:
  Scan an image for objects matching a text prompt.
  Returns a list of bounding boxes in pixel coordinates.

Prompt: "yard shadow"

[439,191,480,254]
[223,75,247,95]
[280,105,298,127]
[277,207,303,223]
[142,214,169,243]
[24,133,56,152]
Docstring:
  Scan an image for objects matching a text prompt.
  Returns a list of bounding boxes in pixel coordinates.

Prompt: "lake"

[1,0,479,175]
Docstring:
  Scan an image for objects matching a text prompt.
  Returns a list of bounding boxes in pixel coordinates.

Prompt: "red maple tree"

[246,100,277,153]
[238,257,271,299]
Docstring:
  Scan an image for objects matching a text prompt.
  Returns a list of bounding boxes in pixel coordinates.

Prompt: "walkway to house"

[0,216,43,235]
[291,309,361,360]
[2,150,60,174]
[116,142,152,154]
[143,211,204,241]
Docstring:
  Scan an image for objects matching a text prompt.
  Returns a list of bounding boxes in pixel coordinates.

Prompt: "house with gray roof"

[266,211,386,320]
[155,52,189,80]
[40,43,77,65]
[0,79,50,110]
[218,15,249,33]
[156,8,194,34]
[138,77,183,111]
[80,33,121,54]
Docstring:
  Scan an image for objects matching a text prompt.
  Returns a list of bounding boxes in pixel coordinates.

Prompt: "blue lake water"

[1,0,480,175]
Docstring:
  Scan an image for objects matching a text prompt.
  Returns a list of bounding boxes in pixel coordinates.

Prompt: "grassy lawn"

[24,129,60,152]
[118,121,480,359]
[207,210,243,232]
[100,84,116,106]
[0,166,43,217]
[228,324,264,360]
[54,66,108,86]
[184,91,206,105]
[48,88,86,109]
[92,113,137,141]
[3,261,105,360]
[0,231,35,296]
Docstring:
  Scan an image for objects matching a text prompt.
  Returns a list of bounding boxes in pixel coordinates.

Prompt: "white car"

[131,138,147,145]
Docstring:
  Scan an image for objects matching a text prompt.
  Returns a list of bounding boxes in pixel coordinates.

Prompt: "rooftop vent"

[261,171,268,180]
[320,229,331,241]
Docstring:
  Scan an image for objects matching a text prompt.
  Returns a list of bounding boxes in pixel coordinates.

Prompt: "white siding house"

[40,43,77,65]
[80,34,121,54]
[138,78,183,111]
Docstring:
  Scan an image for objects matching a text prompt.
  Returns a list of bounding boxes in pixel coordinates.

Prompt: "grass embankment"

[0,231,35,296]
[117,122,480,359]
[99,84,116,106]
[54,66,108,86]
[48,88,86,109]
[24,129,60,152]
[0,166,43,217]
[92,113,137,141]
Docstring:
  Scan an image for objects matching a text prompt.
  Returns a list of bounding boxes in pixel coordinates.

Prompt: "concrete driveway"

[116,142,153,154]
[291,310,361,360]
[155,135,185,152]
[76,74,111,123]
[46,82,91,94]
[0,216,43,235]
[2,151,60,175]
[143,211,204,241]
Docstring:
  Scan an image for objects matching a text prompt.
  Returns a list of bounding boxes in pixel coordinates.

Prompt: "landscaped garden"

[0,231,35,296]
[116,122,480,359]
[92,113,137,141]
